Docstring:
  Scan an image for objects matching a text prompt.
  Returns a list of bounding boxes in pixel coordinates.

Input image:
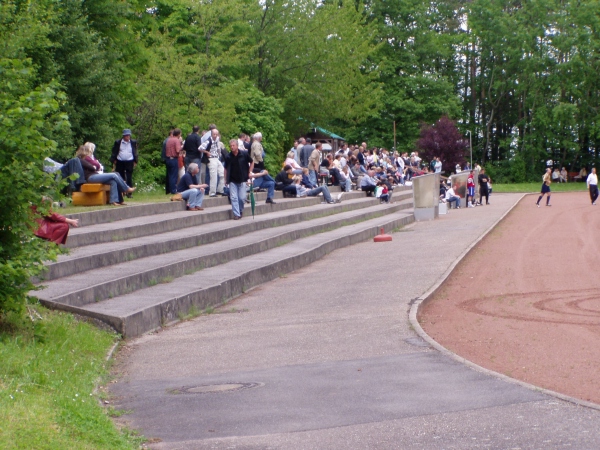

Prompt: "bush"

[484,154,528,184]
[0,58,69,328]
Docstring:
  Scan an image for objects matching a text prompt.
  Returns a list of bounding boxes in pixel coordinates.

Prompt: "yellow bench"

[72,183,111,206]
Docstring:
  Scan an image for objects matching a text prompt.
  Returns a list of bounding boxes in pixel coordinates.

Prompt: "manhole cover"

[168,382,263,395]
[404,337,431,348]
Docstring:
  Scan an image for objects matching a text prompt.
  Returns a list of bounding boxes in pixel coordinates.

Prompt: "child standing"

[467,170,475,207]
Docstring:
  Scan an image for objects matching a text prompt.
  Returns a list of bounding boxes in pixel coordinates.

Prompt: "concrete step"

[65,196,324,248]
[38,210,414,338]
[65,191,284,226]
[65,185,412,227]
[62,191,406,248]
[35,199,413,308]
[44,191,412,278]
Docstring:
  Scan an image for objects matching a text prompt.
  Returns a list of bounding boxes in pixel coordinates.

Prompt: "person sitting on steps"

[177,163,208,211]
[360,170,377,196]
[275,165,297,197]
[77,144,135,206]
[291,175,342,204]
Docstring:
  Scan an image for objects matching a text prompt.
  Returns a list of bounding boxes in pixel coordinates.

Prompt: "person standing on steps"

[536,168,552,207]
[110,129,138,197]
[478,168,491,205]
[223,139,254,220]
[199,128,225,197]
[165,128,183,195]
[249,132,277,204]
[587,167,598,205]
[308,142,321,187]
[183,126,203,171]
[300,138,313,169]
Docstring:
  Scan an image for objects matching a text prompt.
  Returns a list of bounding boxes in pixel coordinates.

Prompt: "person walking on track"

[587,167,598,205]
[536,168,552,207]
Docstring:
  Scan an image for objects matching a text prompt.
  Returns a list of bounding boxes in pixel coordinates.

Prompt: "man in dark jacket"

[183,126,203,170]
[275,165,297,197]
[223,139,254,220]
[110,129,138,196]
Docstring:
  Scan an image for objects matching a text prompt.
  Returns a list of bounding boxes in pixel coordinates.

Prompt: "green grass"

[61,190,173,215]
[0,307,141,449]
[493,182,587,193]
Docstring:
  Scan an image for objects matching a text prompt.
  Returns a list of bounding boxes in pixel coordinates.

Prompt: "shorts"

[467,187,475,197]
[541,183,551,194]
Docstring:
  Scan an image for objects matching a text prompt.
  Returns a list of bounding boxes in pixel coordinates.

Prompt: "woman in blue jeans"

[77,144,135,205]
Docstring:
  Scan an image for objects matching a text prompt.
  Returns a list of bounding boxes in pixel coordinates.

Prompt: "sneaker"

[593,202,597,205]
[336,193,343,203]
[546,204,552,207]
[327,200,336,204]
[266,198,276,204]
[468,202,474,208]
[209,193,217,197]
[536,203,540,207]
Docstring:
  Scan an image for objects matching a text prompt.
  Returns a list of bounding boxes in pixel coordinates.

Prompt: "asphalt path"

[109,193,600,449]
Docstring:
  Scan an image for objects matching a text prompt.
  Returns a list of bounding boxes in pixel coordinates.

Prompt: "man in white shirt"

[198,128,225,196]
[586,167,598,205]
[445,185,461,209]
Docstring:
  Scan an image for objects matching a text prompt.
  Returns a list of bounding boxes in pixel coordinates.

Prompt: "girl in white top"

[586,167,598,205]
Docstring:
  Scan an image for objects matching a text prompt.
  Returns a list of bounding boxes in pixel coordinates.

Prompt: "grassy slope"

[0,308,140,449]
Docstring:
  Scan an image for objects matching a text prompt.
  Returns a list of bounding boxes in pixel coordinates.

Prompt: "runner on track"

[536,168,552,207]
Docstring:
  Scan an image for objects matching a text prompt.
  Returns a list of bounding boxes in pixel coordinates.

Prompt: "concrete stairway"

[34,187,414,338]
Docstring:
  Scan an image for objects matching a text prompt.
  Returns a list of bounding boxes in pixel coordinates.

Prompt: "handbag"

[170,193,183,201]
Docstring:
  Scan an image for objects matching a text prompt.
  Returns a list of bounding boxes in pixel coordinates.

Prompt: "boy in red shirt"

[467,170,476,207]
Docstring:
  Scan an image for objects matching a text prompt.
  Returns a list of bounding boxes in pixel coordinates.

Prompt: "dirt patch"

[420,191,600,404]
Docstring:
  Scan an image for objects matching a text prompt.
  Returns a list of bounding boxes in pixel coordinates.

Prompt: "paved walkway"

[110,193,600,449]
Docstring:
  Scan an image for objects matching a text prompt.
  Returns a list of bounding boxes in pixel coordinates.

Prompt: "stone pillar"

[412,173,440,221]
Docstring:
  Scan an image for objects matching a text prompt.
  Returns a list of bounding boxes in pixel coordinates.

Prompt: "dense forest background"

[3,0,600,185]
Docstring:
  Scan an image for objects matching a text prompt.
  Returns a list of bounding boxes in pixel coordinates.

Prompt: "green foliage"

[0,58,69,325]
[234,82,288,174]
[0,307,141,448]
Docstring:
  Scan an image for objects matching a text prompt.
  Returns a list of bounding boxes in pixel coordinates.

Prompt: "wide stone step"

[65,196,324,248]
[42,191,413,280]
[65,191,285,226]
[65,184,412,227]
[38,210,414,338]
[35,199,412,308]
